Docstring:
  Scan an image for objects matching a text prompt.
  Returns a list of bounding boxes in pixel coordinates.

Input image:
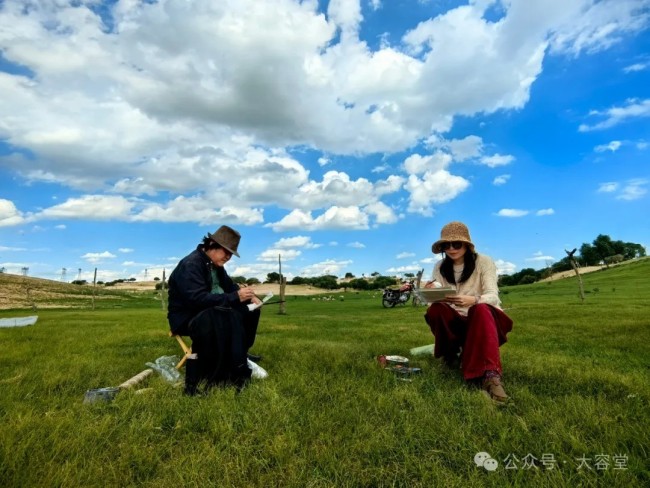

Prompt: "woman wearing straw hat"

[424,221,513,404]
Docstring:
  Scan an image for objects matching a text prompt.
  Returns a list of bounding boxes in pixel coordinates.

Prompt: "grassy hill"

[0,259,648,486]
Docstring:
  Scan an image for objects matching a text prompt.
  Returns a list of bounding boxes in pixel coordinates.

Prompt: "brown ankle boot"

[482,376,509,404]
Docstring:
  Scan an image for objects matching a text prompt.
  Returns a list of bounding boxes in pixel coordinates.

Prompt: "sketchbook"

[247,292,274,311]
[414,287,456,303]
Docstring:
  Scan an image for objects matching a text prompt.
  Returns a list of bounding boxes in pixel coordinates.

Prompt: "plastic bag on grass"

[145,355,182,383]
[409,344,435,356]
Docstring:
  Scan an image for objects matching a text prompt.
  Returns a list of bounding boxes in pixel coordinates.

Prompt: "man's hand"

[237,287,256,302]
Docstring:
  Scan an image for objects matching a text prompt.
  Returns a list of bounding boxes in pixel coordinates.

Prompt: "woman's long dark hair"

[440,251,477,284]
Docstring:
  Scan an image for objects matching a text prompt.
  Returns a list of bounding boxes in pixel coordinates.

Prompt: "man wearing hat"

[168,225,262,394]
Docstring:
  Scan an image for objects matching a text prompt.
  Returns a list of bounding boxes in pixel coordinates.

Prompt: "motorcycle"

[382,280,414,308]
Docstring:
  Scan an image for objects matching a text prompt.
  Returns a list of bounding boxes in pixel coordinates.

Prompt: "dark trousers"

[188,306,260,387]
[424,303,513,381]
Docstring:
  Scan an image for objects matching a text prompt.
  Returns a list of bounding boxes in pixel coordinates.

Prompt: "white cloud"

[0,199,25,227]
[480,153,515,167]
[443,135,483,161]
[594,140,622,152]
[119,248,134,253]
[403,152,452,175]
[300,259,353,277]
[598,182,618,193]
[579,99,650,132]
[82,251,117,264]
[624,61,650,73]
[258,249,302,262]
[494,259,517,275]
[526,253,555,262]
[396,252,415,259]
[364,201,399,225]
[548,0,650,55]
[0,246,26,252]
[0,0,646,237]
[493,174,511,186]
[617,179,648,201]
[496,208,529,217]
[405,170,470,216]
[536,208,555,216]
[347,241,366,248]
[597,179,647,200]
[36,195,135,220]
[266,206,370,231]
[273,236,320,249]
[386,264,422,274]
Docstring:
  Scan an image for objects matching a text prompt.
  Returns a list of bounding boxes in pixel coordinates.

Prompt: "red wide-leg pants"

[424,303,513,380]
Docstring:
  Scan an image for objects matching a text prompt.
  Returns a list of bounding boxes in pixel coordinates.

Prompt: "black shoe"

[247,353,262,363]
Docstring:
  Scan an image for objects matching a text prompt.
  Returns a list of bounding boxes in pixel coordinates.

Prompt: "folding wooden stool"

[169,331,192,369]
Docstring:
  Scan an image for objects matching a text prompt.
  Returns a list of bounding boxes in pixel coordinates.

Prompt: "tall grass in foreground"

[0,260,649,487]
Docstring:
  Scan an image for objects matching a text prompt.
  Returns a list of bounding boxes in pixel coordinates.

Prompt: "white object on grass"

[409,344,435,356]
[248,359,268,379]
[0,316,38,328]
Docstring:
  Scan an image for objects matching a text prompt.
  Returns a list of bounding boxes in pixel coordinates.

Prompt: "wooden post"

[565,249,585,303]
[161,269,167,311]
[92,267,97,310]
[412,268,424,307]
[278,254,286,315]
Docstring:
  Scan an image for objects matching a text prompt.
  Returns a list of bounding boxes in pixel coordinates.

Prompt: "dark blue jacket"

[167,246,241,333]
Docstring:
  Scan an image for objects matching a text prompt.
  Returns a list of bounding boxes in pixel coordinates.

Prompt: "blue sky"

[0,0,648,284]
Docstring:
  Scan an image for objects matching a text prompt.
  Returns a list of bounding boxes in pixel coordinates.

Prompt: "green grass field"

[1,260,649,487]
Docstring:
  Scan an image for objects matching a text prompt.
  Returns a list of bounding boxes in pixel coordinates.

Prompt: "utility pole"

[60,268,67,282]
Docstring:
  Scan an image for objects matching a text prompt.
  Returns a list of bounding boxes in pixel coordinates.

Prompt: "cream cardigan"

[433,253,502,316]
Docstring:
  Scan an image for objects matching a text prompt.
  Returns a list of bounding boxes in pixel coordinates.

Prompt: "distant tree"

[153,277,160,281]
[71,280,87,285]
[518,274,537,285]
[348,278,370,290]
[246,277,261,286]
[578,243,600,266]
[290,276,308,285]
[593,234,616,262]
[312,275,339,289]
[128,277,136,282]
[404,272,415,278]
[372,276,399,290]
[265,272,281,284]
[232,276,247,284]
[155,282,168,290]
[622,242,646,259]
[344,272,355,279]
[370,272,380,277]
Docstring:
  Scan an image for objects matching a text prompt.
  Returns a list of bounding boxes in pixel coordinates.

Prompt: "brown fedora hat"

[432,221,475,254]
[209,225,241,257]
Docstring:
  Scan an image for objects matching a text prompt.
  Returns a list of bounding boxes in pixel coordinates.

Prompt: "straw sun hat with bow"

[432,221,476,254]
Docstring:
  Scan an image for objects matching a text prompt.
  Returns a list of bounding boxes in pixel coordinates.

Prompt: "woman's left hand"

[444,294,478,308]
